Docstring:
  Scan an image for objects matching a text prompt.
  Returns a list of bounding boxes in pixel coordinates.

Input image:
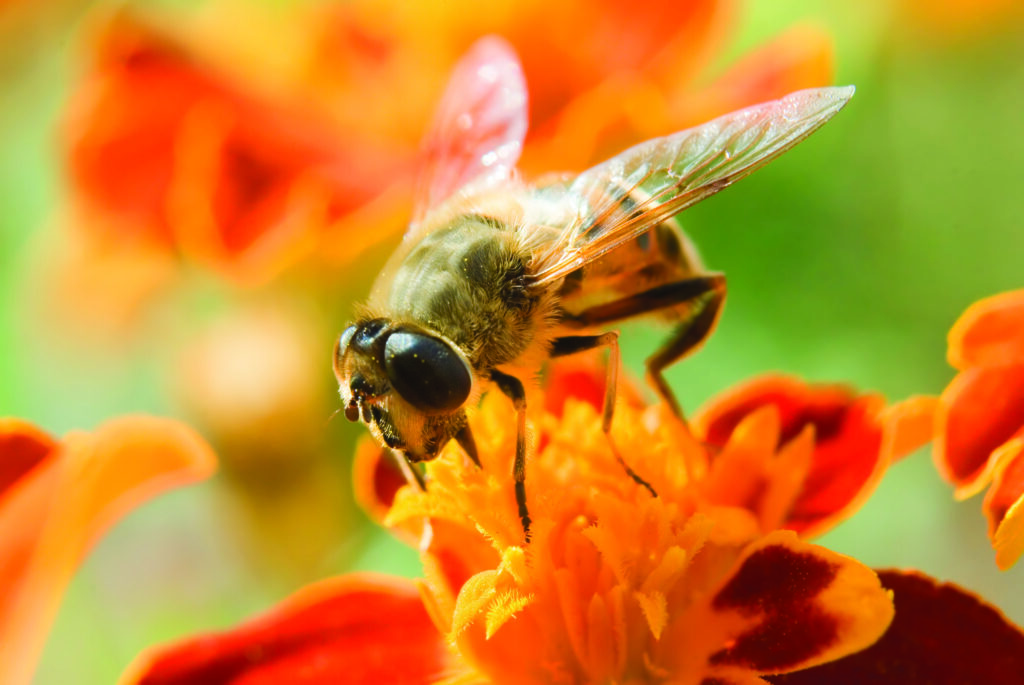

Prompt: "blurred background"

[1,0,1022,681]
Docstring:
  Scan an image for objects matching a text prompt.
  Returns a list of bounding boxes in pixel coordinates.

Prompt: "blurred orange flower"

[0,415,216,685]
[55,0,833,325]
[934,289,1024,569]
[119,365,993,684]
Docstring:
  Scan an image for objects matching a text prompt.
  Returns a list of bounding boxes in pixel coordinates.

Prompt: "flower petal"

[0,419,56,495]
[352,438,407,527]
[764,570,1024,684]
[694,375,889,537]
[674,23,834,126]
[934,365,1024,497]
[0,416,216,685]
[948,289,1024,370]
[984,439,1024,569]
[65,11,411,284]
[120,574,452,685]
[877,394,938,463]
[659,531,893,680]
[542,356,644,418]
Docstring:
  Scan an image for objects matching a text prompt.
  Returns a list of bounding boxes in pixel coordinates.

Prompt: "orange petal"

[984,438,1024,569]
[764,570,1024,684]
[934,365,1024,496]
[878,394,938,463]
[694,375,888,537]
[662,531,893,679]
[0,415,216,685]
[670,22,835,128]
[699,405,814,533]
[948,289,1024,370]
[120,574,451,684]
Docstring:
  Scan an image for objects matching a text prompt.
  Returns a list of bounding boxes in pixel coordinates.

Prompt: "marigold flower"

[0,415,216,685]
[934,288,1024,569]
[125,363,968,684]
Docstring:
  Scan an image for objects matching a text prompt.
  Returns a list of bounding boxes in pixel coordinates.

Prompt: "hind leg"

[645,276,726,419]
[568,273,727,419]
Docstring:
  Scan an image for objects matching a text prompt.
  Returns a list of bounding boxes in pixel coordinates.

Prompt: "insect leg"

[550,333,657,497]
[489,369,531,539]
[645,276,726,419]
[570,273,726,418]
[454,422,482,468]
[392,449,427,491]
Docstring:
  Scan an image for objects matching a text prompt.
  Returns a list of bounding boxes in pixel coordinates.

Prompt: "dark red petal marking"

[0,428,56,495]
[783,400,882,533]
[764,570,1024,684]
[699,380,854,450]
[711,606,839,671]
[713,544,838,614]
[129,575,447,685]
[710,544,841,671]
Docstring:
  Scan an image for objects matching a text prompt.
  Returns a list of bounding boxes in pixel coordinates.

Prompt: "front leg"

[489,369,530,540]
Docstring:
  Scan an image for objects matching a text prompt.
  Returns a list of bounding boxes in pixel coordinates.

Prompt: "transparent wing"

[410,36,528,229]
[530,86,855,285]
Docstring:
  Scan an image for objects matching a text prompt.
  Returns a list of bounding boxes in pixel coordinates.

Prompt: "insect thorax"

[380,216,542,370]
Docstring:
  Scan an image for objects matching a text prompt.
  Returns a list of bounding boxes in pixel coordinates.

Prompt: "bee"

[333,37,853,537]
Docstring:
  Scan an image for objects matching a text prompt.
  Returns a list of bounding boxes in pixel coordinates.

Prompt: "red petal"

[0,420,56,497]
[934,365,1024,495]
[694,376,887,536]
[542,356,644,418]
[121,574,450,685]
[351,438,407,525]
[948,289,1024,370]
[765,570,1024,684]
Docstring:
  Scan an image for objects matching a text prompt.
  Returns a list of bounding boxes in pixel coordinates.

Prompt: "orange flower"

[935,289,1024,569]
[123,365,982,684]
[0,415,216,685]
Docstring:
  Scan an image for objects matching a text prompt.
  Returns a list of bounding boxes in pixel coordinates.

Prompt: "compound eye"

[383,331,471,413]
[333,325,358,378]
[337,325,358,353]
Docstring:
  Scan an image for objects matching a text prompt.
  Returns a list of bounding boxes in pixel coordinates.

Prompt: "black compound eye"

[383,331,471,413]
[351,319,388,353]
